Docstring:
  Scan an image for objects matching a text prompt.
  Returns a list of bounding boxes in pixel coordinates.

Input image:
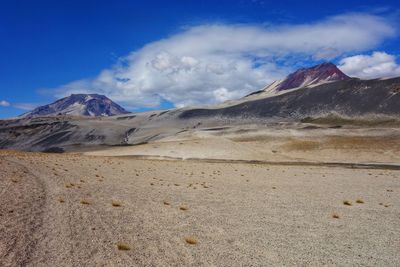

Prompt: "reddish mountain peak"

[276,62,350,91]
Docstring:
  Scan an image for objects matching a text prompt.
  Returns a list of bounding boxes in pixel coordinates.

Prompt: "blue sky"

[1,0,400,118]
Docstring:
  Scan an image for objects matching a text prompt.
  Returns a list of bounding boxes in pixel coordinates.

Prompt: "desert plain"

[1,122,399,266]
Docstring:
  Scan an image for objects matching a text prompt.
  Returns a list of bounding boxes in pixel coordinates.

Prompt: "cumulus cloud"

[0,100,10,107]
[338,51,400,79]
[52,13,396,109]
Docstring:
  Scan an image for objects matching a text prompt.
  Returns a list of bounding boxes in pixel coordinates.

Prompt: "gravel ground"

[0,150,399,266]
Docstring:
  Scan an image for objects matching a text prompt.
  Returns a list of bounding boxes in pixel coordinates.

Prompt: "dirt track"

[0,158,45,266]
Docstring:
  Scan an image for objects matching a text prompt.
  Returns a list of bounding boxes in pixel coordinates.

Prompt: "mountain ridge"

[180,76,400,119]
[2,74,400,152]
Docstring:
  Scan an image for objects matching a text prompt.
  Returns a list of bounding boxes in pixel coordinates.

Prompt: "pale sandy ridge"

[86,124,400,165]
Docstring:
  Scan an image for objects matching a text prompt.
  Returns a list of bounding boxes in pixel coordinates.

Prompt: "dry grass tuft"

[343,200,352,206]
[58,197,65,203]
[184,236,198,245]
[112,200,122,207]
[80,199,91,205]
[180,206,188,211]
[332,213,339,219]
[356,199,364,204]
[163,201,170,205]
[11,178,18,183]
[117,243,131,251]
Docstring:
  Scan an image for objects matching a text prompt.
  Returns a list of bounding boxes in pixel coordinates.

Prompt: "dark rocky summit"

[275,62,351,91]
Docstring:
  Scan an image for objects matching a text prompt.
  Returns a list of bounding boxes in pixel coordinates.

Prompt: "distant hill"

[21,94,129,118]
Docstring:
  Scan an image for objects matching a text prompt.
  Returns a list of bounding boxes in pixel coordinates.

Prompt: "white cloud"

[13,103,40,110]
[52,13,396,109]
[0,100,39,110]
[0,100,10,107]
[338,51,400,79]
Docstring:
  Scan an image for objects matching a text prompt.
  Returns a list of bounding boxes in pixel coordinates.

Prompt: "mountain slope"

[21,94,129,118]
[180,77,400,119]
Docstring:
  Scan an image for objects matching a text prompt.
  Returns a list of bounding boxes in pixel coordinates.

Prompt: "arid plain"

[1,123,399,266]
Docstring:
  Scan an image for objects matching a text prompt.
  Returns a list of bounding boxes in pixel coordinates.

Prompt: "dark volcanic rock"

[180,77,400,119]
[42,147,65,153]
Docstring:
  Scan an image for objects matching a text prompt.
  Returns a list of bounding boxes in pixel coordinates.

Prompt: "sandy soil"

[0,149,399,266]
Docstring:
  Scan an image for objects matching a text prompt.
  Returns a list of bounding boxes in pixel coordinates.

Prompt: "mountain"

[2,64,400,152]
[21,94,129,118]
[274,62,351,91]
[247,62,351,98]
